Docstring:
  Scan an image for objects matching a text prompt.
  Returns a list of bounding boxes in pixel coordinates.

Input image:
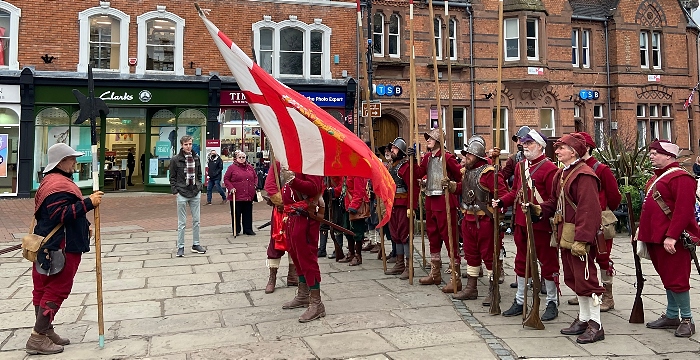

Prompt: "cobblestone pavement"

[0,196,699,358]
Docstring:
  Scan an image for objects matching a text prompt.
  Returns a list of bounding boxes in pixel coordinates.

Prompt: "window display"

[148,108,205,185]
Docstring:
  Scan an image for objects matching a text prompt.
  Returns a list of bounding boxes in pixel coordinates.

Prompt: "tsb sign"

[374,84,403,97]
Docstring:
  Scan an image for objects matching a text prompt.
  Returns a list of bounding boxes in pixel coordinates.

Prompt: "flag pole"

[489,0,505,315]
[444,0,458,286]
[407,0,416,285]
[427,0,457,293]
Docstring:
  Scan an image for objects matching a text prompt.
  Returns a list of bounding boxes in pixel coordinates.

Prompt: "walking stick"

[231,189,237,237]
[427,0,457,293]
[72,65,109,348]
[381,226,387,272]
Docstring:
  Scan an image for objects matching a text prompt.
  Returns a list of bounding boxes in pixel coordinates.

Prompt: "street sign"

[362,101,382,117]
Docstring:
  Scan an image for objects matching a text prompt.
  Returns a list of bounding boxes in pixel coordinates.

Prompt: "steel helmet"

[464,135,487,160]
[391,137,408,154]
[424,128,444,142]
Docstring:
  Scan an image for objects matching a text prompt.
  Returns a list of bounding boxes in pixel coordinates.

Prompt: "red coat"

[541,162,602,245]
[344,176,369,211]
[638,163,700,244]
[415,149,462,211]
[585,157,622,211]
[264,161,281,197]
[455,158,508,222]
[393,159,420,209]
[224,161,257,201]
[282,173,323,205]
[500,154,558,232]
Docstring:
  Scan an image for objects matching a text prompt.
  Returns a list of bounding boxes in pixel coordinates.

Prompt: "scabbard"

[292,207,354,236]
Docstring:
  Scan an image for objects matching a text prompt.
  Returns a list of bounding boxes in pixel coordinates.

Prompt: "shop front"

[0,84,21,196]
[32,83,209,193]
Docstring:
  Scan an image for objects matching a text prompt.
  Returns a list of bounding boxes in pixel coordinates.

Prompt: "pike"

[407,0,416,284]
[72,65,110,348]
[627,191,645,324]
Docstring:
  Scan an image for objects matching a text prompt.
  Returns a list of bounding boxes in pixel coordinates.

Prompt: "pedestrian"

[451,136,507,304]
[323,176,346,260]
[693,156,700,177]
[380,144,397,262]
[540,133,605,344]
[263,160,299,294]
[278,168,327,322]
[127,147,135,186]
[413,128,463,293]
[169,135,206,257]
[566,132,621,312]
[493,129,560,321]
[224,151,257,235]
[206,149,227,205]
[637,139,698,338]
[28,143,104,355]
[140,153,146,183]
[384,137,420,279]
[339,176,371,266]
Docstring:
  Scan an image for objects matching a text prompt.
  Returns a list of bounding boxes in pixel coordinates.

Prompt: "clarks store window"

[148,108,206,185]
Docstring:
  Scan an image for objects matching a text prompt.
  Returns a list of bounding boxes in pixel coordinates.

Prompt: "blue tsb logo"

[375,84,403,97]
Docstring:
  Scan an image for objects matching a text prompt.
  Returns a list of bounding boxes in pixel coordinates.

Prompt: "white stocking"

[578,296,591,322]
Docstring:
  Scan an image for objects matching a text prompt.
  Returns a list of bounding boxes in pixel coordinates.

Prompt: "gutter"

[423,1,471,9]
[605,19,613,137]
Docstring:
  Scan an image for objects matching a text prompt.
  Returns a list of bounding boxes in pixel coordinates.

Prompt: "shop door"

[373,117,399,151]
[104,108,147,190]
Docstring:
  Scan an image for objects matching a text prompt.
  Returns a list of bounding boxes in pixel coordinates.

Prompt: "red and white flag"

[198,9,395,226]
[684,84,697,110]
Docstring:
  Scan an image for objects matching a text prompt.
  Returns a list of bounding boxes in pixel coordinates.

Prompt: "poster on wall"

[72,127,93,163]
[0,134,7,178]
[156,127,178,157]
[149,158,159,176]
[177,126,201,156]
[47,126,70,145]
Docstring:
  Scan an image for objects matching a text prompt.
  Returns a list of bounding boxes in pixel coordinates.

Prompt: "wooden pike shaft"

[409,2,425,270]
[408,0,416,285]
[427,0,457,293]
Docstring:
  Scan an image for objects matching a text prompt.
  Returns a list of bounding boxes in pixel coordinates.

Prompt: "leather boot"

[646,314,681,329]
[349,243,363,266]
[675,318,696,338]
[561,318,589,335]
[282,282,310,309]
[26,331,64,355]
[419,260,442,285]
[299,289,326,323]
[286,264,299,287]
[453,275,478,300]
[34,305,70,346]
[339,242,355,263]
[370,244,381,253]
[568,296,579,305]
[600,283,614,312]
[362,240,373,251]
[502,300,524,317]
[482,281,493,306]
[399,265,412,280]
[265,268,278,294]
[576,320,605,344]
[498,259,505,284]
[385,254,405,275]
[441,265,462,293]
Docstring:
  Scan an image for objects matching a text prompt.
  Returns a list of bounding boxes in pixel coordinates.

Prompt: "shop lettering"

[305,95,343,104]
[230,92,247,102]
[100,91,134,101]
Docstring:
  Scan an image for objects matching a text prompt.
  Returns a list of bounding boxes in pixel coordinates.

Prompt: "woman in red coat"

[224,152,258,235]
[340,176,371,266]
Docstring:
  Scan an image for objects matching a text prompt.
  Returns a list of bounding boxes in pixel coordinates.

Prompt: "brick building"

[0,0,358,197]
[365,0,700,158]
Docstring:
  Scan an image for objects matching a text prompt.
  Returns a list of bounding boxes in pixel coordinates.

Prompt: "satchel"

[349,200,371,221]
[21,219,63,263]
[636,240,651,260]
[600,209,618,239]
[559,222,576,250]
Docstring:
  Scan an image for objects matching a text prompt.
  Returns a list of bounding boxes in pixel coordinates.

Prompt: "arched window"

[389,14,400,57]
[434,17,442,59]
[373,13,384,56]
[0,1,20,70]
[137,6,185,75]
[78,3,129,73]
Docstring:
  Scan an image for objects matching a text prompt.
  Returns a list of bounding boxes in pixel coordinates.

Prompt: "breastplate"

[461,164,494,217]
[390,160,408,193]
[424,156,444,196]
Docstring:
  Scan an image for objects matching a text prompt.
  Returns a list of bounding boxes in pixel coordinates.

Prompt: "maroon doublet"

[264,162,286,259]
[584,157,622,274]
[500,155,559,280]
[415,150,462,260]
[389,159,419,244]
[282,174,324,287]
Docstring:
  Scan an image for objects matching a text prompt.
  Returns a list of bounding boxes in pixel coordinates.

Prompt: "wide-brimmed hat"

[424,128,444,142]
[44,143,84,174]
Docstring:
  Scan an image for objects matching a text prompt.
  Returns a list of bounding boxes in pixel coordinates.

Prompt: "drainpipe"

[468,5,475,136]
[356,13,361,137]
[605,19,612,137]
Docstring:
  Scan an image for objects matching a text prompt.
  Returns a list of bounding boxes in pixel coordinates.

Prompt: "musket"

[627,191,645,324]
[681,232,700,275]
[257,221,272,230]
[0,244,21,255]
[325,178,344,261]
[521,163,544,330]
[291,206,354,236]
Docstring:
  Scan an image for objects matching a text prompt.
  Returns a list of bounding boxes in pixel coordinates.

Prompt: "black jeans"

[127,166,134,184]
[230,200,254,234]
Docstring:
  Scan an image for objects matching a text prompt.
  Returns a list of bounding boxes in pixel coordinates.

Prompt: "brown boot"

[600,283,615,312]
[299,289,326,322]
[265,268,278,294]
[498,259,505,284]
[286,264,299,286]
[362,240,373,251]
[26,331,64,355]
[385,254,405,275]
[419,260,442,285]
[568,296,579,305]
[441,265,463,293]
[370,244,381,253]
[46,327,70,346]
[399,266,412,280]
[675,318,696,338]
[282,282,310,309]
[338,243,355,263]
[453,275,478,300]
[482,281,493,306]
[576,320,605,344]
[349,243,363,266]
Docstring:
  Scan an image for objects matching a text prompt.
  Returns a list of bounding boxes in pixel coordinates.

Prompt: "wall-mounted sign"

[527,67,544,75]
[374,84,403,97]
[221,91,345,107]
[579,90,600,100]
[0,85,20,103]
[648,74,661,82]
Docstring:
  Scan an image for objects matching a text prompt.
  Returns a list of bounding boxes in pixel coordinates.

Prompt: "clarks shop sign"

[35,86,208,106]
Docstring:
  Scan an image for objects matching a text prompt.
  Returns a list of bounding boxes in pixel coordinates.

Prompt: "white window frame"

[526,18,538,61]
[637,120,647,147]
[581,30,590,68]
[637,104,646,117]
[540,108,555,137]
[595,120,605,147]
[662,104,671,117]
[504,18,519,62]
[253,16,332,80]
[493,108,510,153]
[136,6,184,76]
[649,104,658,118]
[0,1,20,71]
[574,104,581,117]
[593,105,603,118]
[78,3,129,74]
[650,120,660,140]
[373,12,384,57]
[448,18,457,60]
[388,14,400,58]
[640,32,649,69]
[661,120,671,141]
[434,17,443,60]
[572,29,579,67]
[651,31,661,69]
[452,107,467,153]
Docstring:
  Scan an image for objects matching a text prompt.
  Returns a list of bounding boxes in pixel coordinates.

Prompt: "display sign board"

[361,101,381,117]
[221,91,345,107]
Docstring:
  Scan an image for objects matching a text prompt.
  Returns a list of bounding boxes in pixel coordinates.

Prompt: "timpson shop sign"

[221,90,345,107]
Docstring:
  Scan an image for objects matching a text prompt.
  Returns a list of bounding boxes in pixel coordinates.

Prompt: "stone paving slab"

[189,338,316,360]
[375,321,480,350]
[303,329,396,359]
[149,325,258,356]
[386,342,497,360]
[256,316,334,341]
[164,293,250,315]
[324,311,408,332]
[119,311,223,337]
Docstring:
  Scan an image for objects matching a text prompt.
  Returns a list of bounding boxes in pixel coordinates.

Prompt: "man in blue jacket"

[206,149,227,205]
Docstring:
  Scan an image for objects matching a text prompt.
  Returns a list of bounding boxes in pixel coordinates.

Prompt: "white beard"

[523,148,542,161]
